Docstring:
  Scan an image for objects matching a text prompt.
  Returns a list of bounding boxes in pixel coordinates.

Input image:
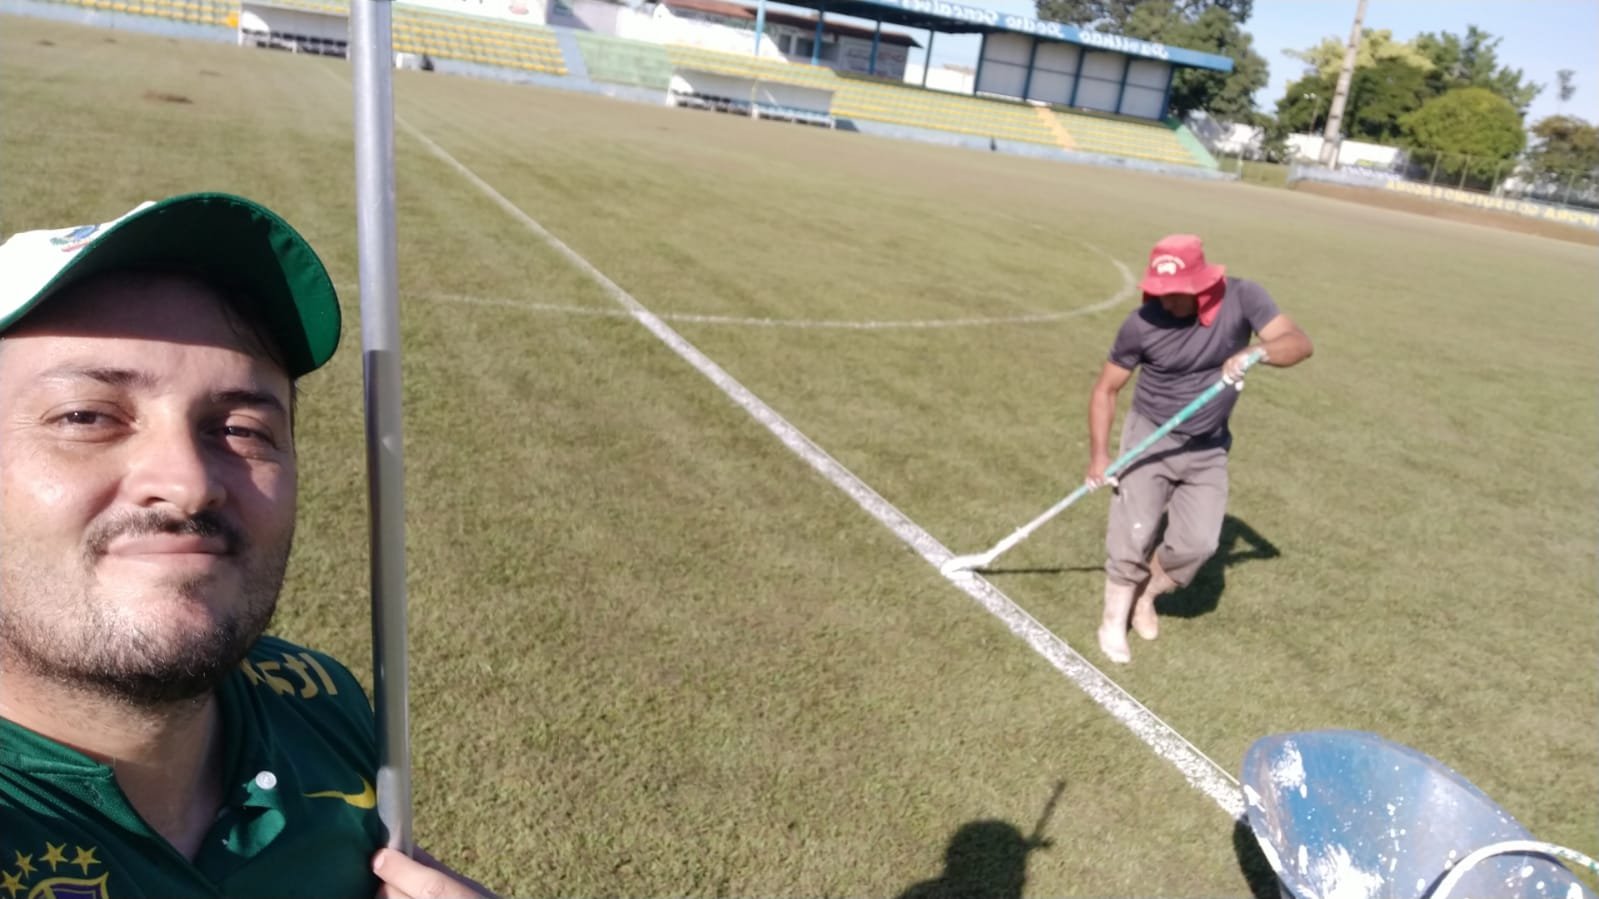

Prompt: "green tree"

[1271,72,1335,135]
[1281,28,1432,81]
[1035,0,1252,29]
[1524,115,1599,194]
[1132,3,1267,121]
[1402,87,1526,188]
[1343,57,1431,142]
[1413,26,1541,115]
[1272,58,1427,143]
[1556,69,1576,109]
[1034,0,1139,27]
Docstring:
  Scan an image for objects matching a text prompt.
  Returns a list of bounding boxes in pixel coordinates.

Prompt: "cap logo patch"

[50,224,102,253]
[1151,254,1185,276]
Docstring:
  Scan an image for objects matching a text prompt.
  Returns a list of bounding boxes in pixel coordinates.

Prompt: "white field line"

[399,116,1246,821]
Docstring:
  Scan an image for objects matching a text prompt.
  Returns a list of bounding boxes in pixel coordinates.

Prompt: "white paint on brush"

[1304,844,1385,899]
[1271,741,1307,793]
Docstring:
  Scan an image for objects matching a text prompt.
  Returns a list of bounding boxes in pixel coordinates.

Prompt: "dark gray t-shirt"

[1108,277,1280,443]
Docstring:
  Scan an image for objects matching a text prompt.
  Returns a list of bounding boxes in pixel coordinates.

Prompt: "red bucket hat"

[1139,233,1228,326]
[1138,231,1221,295]
[1138,233,1226,297]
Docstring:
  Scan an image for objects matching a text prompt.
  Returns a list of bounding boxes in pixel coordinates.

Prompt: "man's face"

[1156,292,1198,318]
[0,272,297,706]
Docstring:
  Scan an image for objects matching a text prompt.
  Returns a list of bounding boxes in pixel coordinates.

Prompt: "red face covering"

[1145,279,1227,326]
[1195,279,1226,327]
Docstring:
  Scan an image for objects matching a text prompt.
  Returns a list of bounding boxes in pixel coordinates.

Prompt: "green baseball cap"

[0,192,341,378]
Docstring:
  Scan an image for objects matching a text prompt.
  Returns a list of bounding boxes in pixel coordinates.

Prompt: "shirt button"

[254,771,278,791]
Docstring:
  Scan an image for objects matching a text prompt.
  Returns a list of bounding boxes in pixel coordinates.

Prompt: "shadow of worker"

[896,820,1047,899]
[1158,514,1280,621]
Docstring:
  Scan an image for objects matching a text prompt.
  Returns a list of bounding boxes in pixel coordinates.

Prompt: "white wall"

[902,63,975,94]
[1025,40,1078,105]
[545,0,620,32]
[619,5,786,59]
[1118,57,1168,118]
[238,4,346,42]
[397,0,546,26]
[837,35,907,78]
[1072,49,1122,112]
[670,68,834,111]
[973,32,1028,98]
[1286,134,1405,172]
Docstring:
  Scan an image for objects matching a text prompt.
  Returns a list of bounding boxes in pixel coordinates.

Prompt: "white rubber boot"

[1131,555,1176,641]
[1097,581,1136,664]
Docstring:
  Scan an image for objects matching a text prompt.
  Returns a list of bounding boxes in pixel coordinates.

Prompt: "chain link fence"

[1395,149,1599,209]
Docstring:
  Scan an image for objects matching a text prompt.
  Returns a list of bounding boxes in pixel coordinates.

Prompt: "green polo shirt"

[0,635,384,898]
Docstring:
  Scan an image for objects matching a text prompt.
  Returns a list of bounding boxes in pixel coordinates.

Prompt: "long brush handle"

[1103,348,1264,481]
[970,350,1264,566]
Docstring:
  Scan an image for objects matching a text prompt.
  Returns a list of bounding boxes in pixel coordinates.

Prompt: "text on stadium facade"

[879,0,1172,60]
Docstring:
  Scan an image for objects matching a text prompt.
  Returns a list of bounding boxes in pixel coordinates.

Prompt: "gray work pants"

[1104,409,1229,588]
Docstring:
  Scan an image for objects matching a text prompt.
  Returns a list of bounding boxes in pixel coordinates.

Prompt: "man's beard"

[0,510,292,709]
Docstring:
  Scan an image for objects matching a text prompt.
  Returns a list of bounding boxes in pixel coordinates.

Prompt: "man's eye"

[222,425,276,446]
[59,410,107,426]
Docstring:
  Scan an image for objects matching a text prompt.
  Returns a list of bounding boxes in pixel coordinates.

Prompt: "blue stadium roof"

[769,0,1234,72]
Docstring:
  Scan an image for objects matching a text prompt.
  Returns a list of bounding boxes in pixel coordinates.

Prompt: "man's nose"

[123,425,226,516]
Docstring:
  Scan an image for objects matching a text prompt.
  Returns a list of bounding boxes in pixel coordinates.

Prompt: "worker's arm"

[1223,313,1314,381]
[1086,360,1134,487]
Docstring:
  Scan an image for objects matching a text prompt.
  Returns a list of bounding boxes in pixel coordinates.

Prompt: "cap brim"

[0,192,340,378]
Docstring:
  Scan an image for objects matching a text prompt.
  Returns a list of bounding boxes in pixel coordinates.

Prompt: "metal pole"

[1111,50,1130,114]
[1563,171,1578,205]
[753,0,766,57]
[974,33,987,95]
[1021,36,1039,102]
[1319,0,1368,168]
[869,19,880,76]
[812,6,824,66]
[350,0,413,856]
[921,29,934,87]
[1457,154,1469,190]
[1428,153,1440,185]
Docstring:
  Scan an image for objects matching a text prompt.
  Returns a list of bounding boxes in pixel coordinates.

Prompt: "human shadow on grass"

[1233,816,1285,899]
[978,516,1276,592]
[897,782,1064,899]
[1156,515,1280,621]
[978,564,1102,577]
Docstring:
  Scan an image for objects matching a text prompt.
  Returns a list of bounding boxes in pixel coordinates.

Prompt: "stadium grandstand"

[11,0,1228,172]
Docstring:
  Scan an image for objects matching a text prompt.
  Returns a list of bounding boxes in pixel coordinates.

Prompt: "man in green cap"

[0,194,487,898]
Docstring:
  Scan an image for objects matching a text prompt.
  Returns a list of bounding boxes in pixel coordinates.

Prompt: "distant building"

[654,0,920,79]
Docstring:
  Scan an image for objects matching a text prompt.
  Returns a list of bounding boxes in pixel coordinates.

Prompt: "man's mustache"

[86,511,245,559]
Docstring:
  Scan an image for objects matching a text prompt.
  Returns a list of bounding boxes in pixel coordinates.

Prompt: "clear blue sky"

[850,0,1599,124]
[1246,0,1599,123]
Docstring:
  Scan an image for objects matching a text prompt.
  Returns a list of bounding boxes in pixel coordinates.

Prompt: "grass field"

[2,15,1596,896]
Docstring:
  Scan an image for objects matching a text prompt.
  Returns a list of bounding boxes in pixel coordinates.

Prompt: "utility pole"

[1319,0,1368,168]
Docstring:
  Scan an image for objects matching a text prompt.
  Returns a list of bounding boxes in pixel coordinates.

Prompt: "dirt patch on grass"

[1290,180,1599,247]
[143,89,193,104]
